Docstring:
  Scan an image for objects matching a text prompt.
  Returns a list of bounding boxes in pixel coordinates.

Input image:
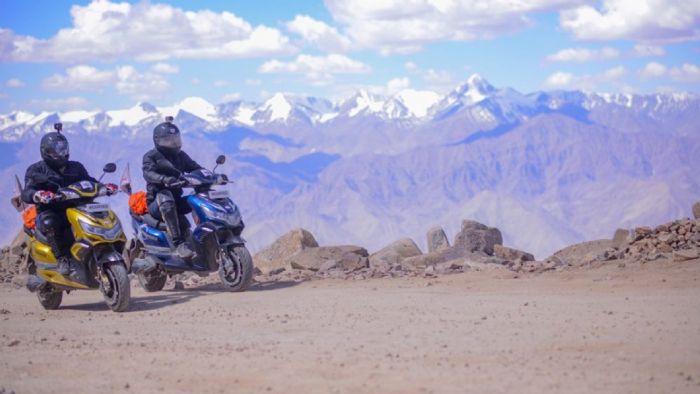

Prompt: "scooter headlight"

[78,220,123,240]
[201,204,241,227]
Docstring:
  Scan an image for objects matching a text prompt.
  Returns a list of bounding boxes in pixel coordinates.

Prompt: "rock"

[289,245,368,272]
[434,260,464,274]
[493,245,534,262]
[673,249,699,262]
[693,201,700,220]
[268,267,286,276]
[253,229,319,274]
[657,232,677,244]
[634,226,653,241]
[452,220,503,256]
[426,226,450,253]
[612,229,631,249]
[402,252,449,268]
[369,238,422,271]
[9,231,27,256]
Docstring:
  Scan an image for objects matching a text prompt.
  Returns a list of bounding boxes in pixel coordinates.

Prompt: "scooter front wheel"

[100,263,131,312]
[37,285,62,310]
[218,246,253,292]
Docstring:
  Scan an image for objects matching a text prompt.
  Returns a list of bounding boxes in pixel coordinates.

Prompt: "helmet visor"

[156,131,182,150]
[45,140,69,160]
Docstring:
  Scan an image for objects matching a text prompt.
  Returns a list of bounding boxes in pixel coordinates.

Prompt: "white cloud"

[639,62,667,78]
[325,0,583,54]
[28,96,90,111]
[5,78,25,88]
[637,62,700,82]
[633,44,666,57]
[543,66,627,90]
[546,47,619,62]
[669,63,700,82]
[114,66,169,101]
[42,65,114,91]
[560,0,700,42]
[544,72,574,88]
[151,62,179,74]
[220,92,242,102]
[213,80,230,87]
[0,0,295,63]
[245,79,262,86]
[424,68,456,93]
[405,62,418,71]
[386,77,410,94]
[286,15,352,52]
[259,54,370,85]
[42,64,169,100]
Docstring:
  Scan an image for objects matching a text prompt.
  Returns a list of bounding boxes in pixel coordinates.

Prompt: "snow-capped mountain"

[1,75,698,258]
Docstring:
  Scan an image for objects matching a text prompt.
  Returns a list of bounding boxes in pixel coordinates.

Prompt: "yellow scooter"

[18,163,131,312]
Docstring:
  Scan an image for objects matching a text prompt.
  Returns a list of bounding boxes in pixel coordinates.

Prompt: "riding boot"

[159,201,194,259]
[56,256,71,275]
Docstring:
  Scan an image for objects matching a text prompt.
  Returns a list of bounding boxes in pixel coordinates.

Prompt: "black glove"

[162,176,180,188]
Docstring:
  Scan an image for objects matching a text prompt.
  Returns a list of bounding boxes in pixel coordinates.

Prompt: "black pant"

[148,190,191,243]
[36,209,74,259]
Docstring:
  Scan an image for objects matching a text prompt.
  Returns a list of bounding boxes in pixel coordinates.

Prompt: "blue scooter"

[124,155,253,292]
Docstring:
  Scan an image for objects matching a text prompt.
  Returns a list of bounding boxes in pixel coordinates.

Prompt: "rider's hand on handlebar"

[33,190,56,204]
[215,174,229,184]
[163,176,181,188]
[104,183,119,196]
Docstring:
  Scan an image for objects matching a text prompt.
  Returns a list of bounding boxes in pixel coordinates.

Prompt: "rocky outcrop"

[369,238,422,271]
[693,201,700,220]
[617,218,700,262]
[253,228,318,274]
[289,246,369,272]
[612,229,631,250]
[426,226,450,253]
[453,220,503,256]
[0,230,29,283]
[494,245,534,262]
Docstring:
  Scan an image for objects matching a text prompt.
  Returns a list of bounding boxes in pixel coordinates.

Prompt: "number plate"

[83,203,109,213]
[209,190,230,199]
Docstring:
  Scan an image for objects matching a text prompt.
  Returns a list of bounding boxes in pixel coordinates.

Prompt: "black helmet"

[40,130,69,169]
[153,117,181,156]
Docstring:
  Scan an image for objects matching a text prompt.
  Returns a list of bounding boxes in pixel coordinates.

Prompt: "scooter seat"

[134,212,168,231]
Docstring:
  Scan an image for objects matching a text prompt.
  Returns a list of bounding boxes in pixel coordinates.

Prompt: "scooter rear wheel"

[138,269,167,292]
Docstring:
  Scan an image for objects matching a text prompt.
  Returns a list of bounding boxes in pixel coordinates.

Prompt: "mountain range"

[1,74,698,258]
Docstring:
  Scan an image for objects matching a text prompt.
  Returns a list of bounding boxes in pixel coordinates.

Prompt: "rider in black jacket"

[142,118,202,259]
[22,126,118,275]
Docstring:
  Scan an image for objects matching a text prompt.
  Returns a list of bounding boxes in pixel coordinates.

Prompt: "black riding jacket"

[142,148,203,203]
[22,160,97,212]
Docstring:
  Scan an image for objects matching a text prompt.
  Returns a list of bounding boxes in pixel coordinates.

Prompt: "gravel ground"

[1,260,699,394]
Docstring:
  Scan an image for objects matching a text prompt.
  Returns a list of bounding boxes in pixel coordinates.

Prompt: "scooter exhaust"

[130,257,157,274]
[26,275,46,292]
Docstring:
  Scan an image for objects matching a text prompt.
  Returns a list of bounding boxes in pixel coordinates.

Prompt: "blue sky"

[0,0,699,113]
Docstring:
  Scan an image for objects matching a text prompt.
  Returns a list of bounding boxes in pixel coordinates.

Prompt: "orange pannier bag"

[23,205,37,230]
[128,191,148,215]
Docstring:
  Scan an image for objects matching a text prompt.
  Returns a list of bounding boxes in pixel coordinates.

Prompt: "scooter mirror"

[103,163,117,173]
[216,155,226,165]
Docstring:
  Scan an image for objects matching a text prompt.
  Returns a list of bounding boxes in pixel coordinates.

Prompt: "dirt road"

[1,261,699,393]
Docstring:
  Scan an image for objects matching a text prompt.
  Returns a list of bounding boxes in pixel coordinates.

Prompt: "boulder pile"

[254,220,539,282]
[610,217,700,263]
[0,231,29,284]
